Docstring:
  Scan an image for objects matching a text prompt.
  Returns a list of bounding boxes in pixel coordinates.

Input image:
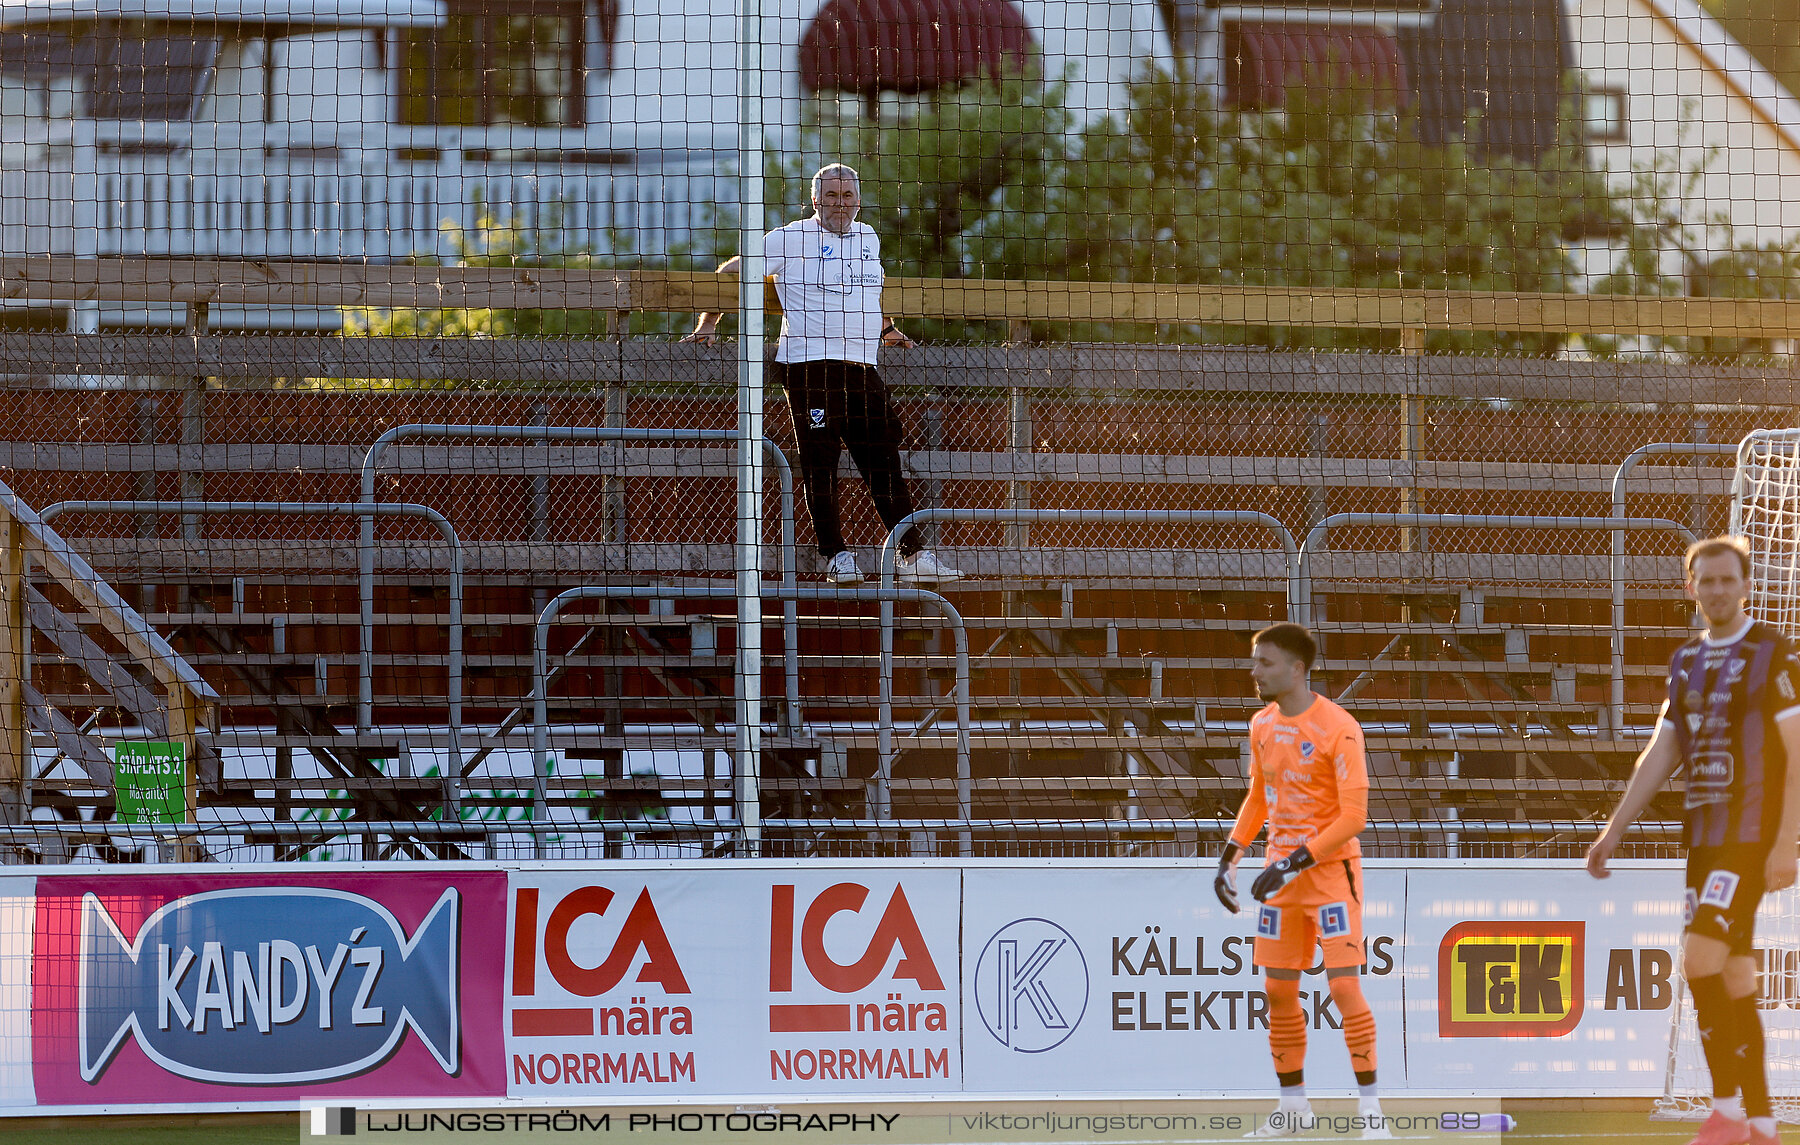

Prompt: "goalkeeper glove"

[1251,844,1316,902]
[1214,841,1243,914]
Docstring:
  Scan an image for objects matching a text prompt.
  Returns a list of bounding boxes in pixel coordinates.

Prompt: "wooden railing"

[0,481,217,842]
[7,258,1800,338]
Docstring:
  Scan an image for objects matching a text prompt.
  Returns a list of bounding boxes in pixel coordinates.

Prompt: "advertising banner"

[26,856,1800,1112]
[30,870,508,1107]
[501,867,960,1099]
[0,876,35,1109]
[1399,865,1679,1095]
[960,863,1405,1095]
[755,869,959,1095]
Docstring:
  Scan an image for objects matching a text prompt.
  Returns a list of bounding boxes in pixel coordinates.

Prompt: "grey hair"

[811,163,860,201]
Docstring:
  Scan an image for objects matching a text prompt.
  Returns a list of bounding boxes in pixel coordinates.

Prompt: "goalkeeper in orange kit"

[1216,622,1388,1139]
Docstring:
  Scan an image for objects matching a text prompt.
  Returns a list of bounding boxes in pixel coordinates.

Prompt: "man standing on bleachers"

[1216,622,1391,1139]
[1588,536,1800,1145]
[684,162,960,587]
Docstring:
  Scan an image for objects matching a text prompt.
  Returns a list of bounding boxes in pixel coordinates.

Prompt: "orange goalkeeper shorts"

[1251,856,1365,971]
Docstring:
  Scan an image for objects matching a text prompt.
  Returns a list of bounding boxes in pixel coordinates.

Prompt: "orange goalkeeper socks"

[1267,975,1306,1083]
[1330,975,1378,1085]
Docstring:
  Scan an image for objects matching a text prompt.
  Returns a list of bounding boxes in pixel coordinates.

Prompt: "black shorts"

[1684,844,1770,956]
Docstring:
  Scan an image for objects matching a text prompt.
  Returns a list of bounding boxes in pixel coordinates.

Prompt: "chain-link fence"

[7,0,1800,864]
[0,326,1781,864]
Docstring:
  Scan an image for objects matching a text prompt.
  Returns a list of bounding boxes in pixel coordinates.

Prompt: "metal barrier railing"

[358,423,800,743]
[1609,443,1737,729]
[877,507,1299,816]
[41,499,467,814]
[0,815,1685,846]
[1297,512,1697,739]
[531,583,971,858]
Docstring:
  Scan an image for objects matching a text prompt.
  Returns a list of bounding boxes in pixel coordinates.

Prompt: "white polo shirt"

[763,216,886,365]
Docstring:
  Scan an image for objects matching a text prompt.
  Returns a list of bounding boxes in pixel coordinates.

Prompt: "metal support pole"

[735,0,769,855]
[0,510,24,838]
[180,303,208,546]
[1398,327,1425,555]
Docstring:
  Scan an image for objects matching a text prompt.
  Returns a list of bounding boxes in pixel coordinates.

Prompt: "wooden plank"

[0,440,1732,498]
[2,262,1800,338]
[0,335,1791,408]
[50,536,1686,586]
[24,682,118,787]
[26,584,168,734]
[0,334,627,384]
[886,776,1624,794]
[829,731,1644,752]
[0,258,631,310]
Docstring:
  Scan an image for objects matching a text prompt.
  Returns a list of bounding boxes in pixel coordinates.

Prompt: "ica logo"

[1437,921,1584,1037]
[973,918,1088,1052]
[511,885,689,1000]
[767,883,945,1034]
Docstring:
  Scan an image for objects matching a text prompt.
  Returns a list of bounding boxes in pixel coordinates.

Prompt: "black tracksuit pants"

[780,359,920,559]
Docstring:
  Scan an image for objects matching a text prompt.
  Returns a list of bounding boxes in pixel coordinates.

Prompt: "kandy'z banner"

[32,873,505,1105]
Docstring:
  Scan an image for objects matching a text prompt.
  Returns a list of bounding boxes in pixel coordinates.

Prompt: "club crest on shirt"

[1701,870,1740,908]
[1726,657,1748,684]
[809,408,827,429]
[1300,742,1315,758]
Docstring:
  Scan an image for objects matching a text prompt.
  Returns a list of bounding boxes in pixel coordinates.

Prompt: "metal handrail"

[0,817,1685,840]
[6,486,217,704]
[531,583,971,858]
[41,499,467,812]
[1609,443,1737,729]
[1298,512,1697,737]
[358,423,800,738]
[876,507,1299,816]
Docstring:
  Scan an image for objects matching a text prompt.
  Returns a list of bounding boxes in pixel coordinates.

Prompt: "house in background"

[0,0,1176,331]
[2,0,1798,331]
[1562,0,1800,283]
[1386,0,1800,284]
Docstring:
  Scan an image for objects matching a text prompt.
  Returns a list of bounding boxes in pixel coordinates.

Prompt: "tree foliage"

[355,68,1800,360]
[1586,137,1800,362]
[738,73,1611,350]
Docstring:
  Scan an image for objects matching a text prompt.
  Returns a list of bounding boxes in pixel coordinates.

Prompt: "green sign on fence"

[113,741,187,825]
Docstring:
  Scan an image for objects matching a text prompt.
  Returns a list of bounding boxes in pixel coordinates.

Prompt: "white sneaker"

[1359,1102,1392,1138]
[824,550,865,586]
[897,549,964,584]
[1245,1107,1310,1137]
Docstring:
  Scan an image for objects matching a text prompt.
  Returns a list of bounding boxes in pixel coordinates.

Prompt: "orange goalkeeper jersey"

[1229,694,1370,863]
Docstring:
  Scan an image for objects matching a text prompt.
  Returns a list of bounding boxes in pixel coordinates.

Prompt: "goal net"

[1657,429,1800,1121]
[1733,428,1800,637]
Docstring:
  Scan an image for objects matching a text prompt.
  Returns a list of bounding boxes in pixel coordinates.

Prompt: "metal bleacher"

[2,266,1788,860]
